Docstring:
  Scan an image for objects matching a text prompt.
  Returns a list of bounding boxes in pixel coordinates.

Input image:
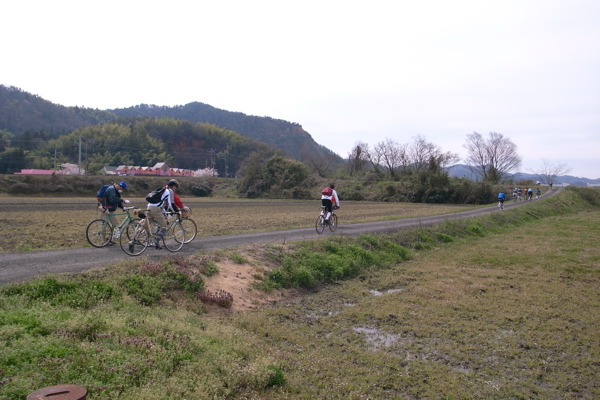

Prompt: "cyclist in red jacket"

[321,184,340,224]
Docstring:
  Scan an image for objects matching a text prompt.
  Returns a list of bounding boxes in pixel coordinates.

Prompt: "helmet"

[329,184,335,189]
[118,182,127,189]
[167,179,179,188]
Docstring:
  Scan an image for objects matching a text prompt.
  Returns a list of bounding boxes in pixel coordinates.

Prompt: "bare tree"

[300,146,336,178]
[408,135,436,172]
[464,132,522,183]
[408,135,460,173]
[533,159,571,186]
[371,139,405,179]
[365,141,383,175]
[347,141,370,176]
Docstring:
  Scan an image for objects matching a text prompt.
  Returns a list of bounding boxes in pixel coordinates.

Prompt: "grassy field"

[0,188,599,399]
[0,197,475,253]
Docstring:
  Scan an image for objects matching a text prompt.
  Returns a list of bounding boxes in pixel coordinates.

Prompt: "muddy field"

[0,196,476,253]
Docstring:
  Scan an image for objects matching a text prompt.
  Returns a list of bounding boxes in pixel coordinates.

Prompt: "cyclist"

[535,188,541,199]
[101,181,130,233]
[321,184,340,224]
[527,188,533,201]
[498,191,506,210]
[147,179,180,248]
[164,179,190,214]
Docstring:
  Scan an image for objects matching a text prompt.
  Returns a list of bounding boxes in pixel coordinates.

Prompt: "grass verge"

[0,187,598,399]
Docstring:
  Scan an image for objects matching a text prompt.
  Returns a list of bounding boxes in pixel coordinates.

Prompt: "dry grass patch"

[232,210,600,398]
[0,197,475,252]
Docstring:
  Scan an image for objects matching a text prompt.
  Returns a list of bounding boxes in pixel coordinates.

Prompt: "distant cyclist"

[527,188,533,201]
[498,191,506,210]
[536,188,541,199]
[321,184,340,224]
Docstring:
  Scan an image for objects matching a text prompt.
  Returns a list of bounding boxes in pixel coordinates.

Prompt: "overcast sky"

[3,1,599,179]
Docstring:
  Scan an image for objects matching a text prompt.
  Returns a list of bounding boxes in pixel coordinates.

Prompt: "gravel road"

[0,189,560,286]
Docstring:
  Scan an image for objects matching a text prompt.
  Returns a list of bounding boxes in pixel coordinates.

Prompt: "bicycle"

[178,207,197,244]
[315,206,338,234]
[498,199,504,210]
[120,210,185,256]
[85,206,139,248]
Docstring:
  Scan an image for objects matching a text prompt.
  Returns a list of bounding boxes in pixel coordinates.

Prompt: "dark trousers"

[321,198,332,218]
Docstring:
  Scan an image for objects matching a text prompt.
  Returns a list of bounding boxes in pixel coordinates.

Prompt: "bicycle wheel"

[328,213,338,232]
[120,221,149,256]
[315,214,325,234]
[180,218,197,243]
[123,218,142,241]
[163,221,185,252]
[86,219,113,248]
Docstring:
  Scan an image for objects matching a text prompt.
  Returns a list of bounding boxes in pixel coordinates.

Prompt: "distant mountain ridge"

[0,85,340,163]
[448,164,599,187]
[0,85,115,135]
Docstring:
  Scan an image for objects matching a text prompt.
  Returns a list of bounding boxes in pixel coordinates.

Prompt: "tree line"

[0,117,281,176]
[1,84,572,202]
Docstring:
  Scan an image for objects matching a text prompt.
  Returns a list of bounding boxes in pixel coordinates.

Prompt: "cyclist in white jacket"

[147,180,179,248]
[321,184,340,224]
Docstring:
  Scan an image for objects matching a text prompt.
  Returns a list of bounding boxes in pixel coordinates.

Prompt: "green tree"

[0,147,26,174]
[240,155,311,198]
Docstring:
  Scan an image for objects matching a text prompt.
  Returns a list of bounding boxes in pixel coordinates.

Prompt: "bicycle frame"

[85,207,139,248]
[316,206,337,234]
[120,210,185,256]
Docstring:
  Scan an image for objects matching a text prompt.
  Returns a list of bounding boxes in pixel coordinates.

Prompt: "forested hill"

[0,85,341,163]
[109,103,337,161]
[0,85,115,135]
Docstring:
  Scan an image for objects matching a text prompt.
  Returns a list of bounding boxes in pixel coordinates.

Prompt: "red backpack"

[321,187,333,196]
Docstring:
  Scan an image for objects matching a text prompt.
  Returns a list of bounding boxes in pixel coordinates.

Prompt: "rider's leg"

[147,207,168,248]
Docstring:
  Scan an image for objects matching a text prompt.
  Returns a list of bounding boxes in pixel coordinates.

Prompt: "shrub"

[190,184,212,197]
[230,252,249,264]
[266,365,286,387]
[121,274,163,305]
[1,278,116,309]
[7,182,33,194]
[435,232,454,243]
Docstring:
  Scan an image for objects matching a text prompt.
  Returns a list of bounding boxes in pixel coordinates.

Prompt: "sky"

[2,1,599,179]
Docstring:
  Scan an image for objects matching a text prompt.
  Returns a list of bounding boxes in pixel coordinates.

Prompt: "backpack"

[96,184,111,202]
[321,187,333,196]
[145,187,166,204]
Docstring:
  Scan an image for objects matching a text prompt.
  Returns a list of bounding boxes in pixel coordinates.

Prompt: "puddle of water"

[369,288,403,296]
[353,326,400,350]
[305,303,354,319]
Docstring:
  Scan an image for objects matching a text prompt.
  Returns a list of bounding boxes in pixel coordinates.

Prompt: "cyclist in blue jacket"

[498,191,506,210]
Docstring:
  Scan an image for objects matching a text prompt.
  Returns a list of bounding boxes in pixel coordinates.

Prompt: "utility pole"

[210,149,216,177]
[78,136,82,175]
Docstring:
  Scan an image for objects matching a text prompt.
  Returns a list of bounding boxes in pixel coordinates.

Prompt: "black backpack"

[145,187,166,204]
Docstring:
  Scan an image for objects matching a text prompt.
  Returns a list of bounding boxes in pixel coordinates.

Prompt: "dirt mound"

[201,258,298,314]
